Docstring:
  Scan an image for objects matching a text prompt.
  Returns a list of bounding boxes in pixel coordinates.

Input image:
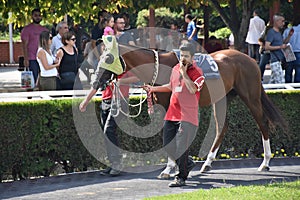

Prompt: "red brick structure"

[0,40,23,64]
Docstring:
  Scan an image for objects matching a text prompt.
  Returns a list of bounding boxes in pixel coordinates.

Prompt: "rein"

[111,49,159,118]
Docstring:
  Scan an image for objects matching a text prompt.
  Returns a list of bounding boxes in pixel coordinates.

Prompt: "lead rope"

[111,50,159,118]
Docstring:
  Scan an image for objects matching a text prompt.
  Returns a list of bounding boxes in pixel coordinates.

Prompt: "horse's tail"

[261,86,288,133]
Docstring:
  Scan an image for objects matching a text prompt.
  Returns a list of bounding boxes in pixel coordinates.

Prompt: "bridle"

[110,49,159,118]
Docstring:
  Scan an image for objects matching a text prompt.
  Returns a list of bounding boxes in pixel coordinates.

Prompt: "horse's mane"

[118,43,174,55]
[118,43,153,52]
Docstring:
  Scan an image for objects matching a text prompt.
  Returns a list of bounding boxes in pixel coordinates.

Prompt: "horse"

[97,43,287,172]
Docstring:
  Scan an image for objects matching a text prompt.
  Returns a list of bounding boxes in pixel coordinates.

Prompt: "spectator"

[80,38,103,83]
[258,23,272,81]
[56,32,81,90]
[114,14,135,45]
[228,33,234,49]
[185,14,198,42]
[204,36,223,53]
[136,26,149,48]
[103,14,115,36]
[283,19,300,83]
[265,14,291,84]
[144,42,205,187]
[91,10,107,58]
[166,21,182,51]
[51,21,69,56]
[246,9,265,63]
[21,8,48,84]
[36,31,60,91]
[121,12,138,42]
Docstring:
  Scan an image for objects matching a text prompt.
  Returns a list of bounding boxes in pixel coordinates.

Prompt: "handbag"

[21,69,35,89]
[60,72,76,85]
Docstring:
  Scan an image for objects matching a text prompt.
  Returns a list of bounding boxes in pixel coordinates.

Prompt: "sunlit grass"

[144,180,300,200]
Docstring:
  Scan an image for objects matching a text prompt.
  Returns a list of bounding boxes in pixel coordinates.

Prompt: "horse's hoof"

[200,165,212,173]
[157,173,171,180]
[258,166,270,172]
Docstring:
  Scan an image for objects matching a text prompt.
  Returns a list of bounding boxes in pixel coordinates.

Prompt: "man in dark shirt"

[91,10,107,58]
[114,14,135,45]
[265,14,291,83]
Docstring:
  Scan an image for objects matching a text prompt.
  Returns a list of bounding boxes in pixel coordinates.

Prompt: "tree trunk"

[203,4,210,45]
[210,0,254,52]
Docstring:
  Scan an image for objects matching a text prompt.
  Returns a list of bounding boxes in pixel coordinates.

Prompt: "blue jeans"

[285,52,300,83]
[259,53,270,81]
[29,60,40,83]
[163,121,197,180]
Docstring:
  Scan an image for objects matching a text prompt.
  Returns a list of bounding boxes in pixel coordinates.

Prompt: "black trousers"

[163,120,197,180]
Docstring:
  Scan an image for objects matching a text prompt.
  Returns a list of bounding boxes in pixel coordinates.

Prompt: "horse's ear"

[119,56,126,71]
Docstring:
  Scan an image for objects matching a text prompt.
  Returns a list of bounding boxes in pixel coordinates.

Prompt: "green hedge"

[0,90,299,181]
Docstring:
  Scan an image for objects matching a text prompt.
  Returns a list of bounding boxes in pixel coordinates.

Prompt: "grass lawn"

[144,180,300,200]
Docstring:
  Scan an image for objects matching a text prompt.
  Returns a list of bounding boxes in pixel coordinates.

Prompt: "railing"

[0,88,146,102]
[262,83,300,90]
[0,84,299,102]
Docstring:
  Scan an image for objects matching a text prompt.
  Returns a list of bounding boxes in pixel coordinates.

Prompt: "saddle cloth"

[173,49,220,79]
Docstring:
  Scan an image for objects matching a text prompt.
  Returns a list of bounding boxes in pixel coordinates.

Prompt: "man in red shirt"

[145,42,205,187]
[21,8,48,84]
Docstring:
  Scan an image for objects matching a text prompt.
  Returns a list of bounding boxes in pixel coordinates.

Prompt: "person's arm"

[188,22,198,40]
[79,88,98,112]
[265,41,288,51]
[56,49,64,63]
[180,63,198,94]
[188,29,197,41]
[37,50,60,70]
[128,40,135,46]
[144,83,172,93]
[283,28,294,44]
[21,37,29,68]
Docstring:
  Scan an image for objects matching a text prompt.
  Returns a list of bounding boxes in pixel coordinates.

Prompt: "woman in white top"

[37,31,60,90]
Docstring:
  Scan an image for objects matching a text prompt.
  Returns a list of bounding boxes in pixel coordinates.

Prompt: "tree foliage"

[0,0,203,27]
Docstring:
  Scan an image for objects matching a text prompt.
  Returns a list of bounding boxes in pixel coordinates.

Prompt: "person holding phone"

[144,42,205,187]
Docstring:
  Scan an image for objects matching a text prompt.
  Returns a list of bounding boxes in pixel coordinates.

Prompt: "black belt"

[102,99,112,103]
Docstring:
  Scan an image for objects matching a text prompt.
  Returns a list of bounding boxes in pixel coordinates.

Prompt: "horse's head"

[92,67,115,91]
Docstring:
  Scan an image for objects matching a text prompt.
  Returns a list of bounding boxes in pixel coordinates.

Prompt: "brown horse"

[99,43,287,172]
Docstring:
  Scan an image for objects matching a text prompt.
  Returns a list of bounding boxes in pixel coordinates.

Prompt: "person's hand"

[288,28,294,36]
[54,57,60,64]
[180,59,190,76]
[281,44,288,49]
[142,85,153,93]
[79,101,87,112]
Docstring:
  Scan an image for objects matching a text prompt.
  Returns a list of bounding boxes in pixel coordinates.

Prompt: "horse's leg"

[200,96,229,173]
[234,86,271,171]
[242,101,271,171]
[157,157,176,179]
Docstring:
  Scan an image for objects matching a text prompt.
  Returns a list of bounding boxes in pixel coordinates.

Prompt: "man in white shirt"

[50,21,69,56]
[246,9,265,63]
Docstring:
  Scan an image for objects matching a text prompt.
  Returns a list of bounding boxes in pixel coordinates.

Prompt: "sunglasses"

[70,38,76,41]
[49,36,53,40]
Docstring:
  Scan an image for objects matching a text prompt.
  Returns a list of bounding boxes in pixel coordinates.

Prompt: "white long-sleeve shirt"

[246,16,265,45]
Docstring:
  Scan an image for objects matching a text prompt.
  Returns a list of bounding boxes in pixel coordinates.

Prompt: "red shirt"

[164,61,204,126]
[21,23,48,60]
[102,71,134,100]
